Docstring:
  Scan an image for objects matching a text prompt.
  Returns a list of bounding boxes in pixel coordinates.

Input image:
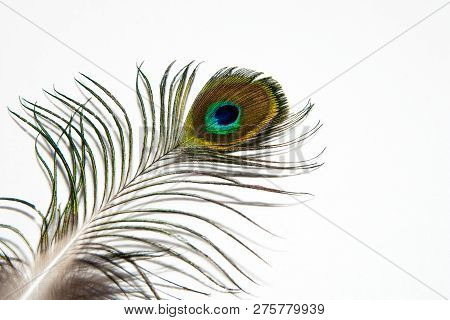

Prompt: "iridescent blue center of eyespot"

[204,101,241,135]
[214,104,240,125]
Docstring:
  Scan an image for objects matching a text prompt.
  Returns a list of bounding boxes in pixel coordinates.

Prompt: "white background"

[0,0,449,300]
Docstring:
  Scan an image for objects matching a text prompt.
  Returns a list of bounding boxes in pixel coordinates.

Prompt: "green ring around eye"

[204,101,241,135]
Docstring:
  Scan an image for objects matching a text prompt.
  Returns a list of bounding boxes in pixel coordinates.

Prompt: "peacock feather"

[0,62,321,299]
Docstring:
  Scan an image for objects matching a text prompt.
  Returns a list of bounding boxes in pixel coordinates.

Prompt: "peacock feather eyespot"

[204,101,241,135]
[180,67,290,150]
